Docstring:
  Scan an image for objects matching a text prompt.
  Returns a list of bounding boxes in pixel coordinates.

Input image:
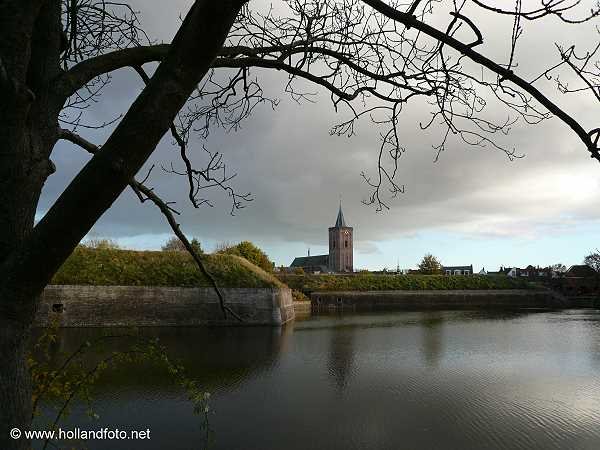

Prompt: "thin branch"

[360,0,599,159]
[57,128,242,322]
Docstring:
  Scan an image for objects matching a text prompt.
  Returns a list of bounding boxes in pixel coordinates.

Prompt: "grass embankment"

[277,273,532,293]
[52,247,285,288]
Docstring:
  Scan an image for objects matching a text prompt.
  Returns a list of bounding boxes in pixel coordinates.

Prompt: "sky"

[38,0,600,271]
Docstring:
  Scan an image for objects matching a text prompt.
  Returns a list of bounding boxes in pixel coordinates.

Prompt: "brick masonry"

[36,285,295,327]
[293,301,312,316]
[311,289,568,310]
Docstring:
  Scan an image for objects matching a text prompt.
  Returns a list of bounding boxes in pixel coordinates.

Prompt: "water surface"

[34,309,600,449]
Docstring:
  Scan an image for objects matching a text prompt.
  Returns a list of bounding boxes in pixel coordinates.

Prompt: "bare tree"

[162,236,189,252]
[584,250,600,272]
[1,1,599,447]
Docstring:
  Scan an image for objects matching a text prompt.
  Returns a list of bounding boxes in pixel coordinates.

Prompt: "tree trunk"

[0,122,57,450]
[0,145,50,448]
[0,1,246,448]
[0,318,35,450]
[0,1,66,446]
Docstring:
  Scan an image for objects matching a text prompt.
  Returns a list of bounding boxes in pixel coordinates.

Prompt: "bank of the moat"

[39,248,598,327]
[36,285,295,327]
[310,289,578,311]
[36,284,600,328]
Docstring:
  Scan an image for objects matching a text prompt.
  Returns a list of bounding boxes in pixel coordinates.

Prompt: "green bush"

[216,241,274,273]
[276,273,532,292]
[52,247,283,288]
[291,289,310,302]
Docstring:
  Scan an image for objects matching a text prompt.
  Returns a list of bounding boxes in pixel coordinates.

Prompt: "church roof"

[334,203,347,228]
[290,254,329,268]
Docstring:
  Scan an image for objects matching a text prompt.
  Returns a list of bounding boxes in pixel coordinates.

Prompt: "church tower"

[328,203,353,272]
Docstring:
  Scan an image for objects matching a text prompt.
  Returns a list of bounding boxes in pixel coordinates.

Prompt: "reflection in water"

[327,325,356,391]
[43,326,293,391]
[31,309,600,450]
[420,311,444,367]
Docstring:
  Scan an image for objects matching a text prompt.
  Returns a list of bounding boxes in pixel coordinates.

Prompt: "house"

[565,265,597,278]
[443,265,473,275]
[502,265,563,278]
[502,267,530,277]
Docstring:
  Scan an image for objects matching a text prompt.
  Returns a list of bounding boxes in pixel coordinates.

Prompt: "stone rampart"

[311,289,567,310]
[36,285,294,327]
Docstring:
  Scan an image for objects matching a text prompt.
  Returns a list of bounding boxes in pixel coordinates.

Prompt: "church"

[289,203,354,273]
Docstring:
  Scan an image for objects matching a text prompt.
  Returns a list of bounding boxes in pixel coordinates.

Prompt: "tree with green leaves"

[418,254,443,275]
[217,241,274,273]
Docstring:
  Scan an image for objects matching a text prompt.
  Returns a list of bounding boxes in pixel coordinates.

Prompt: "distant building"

[523,265,555,278]
[328,203,353,272]
[500,265,559,278]
[289,203,354,273]
[501,267,529,277]
[289,253,329,273]
[565,265,597,278]
[504,267,520,277]
[443,265,473,275]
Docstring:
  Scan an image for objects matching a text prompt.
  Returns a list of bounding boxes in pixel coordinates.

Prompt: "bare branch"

[360,0,598,157]
[50,0,600,215]
[55,44,169,99]
[3,0,247,304]
[57,128,242,322]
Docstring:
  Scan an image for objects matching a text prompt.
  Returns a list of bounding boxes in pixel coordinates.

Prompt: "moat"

[33,309,600,450]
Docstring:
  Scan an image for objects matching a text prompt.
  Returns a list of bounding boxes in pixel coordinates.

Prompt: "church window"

[344,240,348,248]
[333,241,335,249]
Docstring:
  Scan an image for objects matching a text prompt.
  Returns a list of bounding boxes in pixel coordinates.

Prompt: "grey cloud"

[40,1,600,250]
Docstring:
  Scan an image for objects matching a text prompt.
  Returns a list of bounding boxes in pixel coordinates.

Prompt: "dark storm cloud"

[39,1,600,248]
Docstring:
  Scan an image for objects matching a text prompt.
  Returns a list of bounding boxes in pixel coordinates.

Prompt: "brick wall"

[311,289,566,310]
[36,285,294,327]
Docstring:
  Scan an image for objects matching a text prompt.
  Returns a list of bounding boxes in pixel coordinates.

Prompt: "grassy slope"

[52,248,530,292]
[277,274,532,292]
[52,247,284,288]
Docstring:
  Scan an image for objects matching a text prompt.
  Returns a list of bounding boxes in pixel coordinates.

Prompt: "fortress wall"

[35,285,294,327]
[293,301,312,316]
[310,289,567,310]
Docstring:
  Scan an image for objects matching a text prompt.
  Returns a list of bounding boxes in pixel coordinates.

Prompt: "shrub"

[216,241,274,273]
[291,290,310,302]
[80,238,120,250]
[161,236,204,254]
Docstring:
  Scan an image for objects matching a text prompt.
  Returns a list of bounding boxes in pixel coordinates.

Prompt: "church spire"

[334,200,347,228]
